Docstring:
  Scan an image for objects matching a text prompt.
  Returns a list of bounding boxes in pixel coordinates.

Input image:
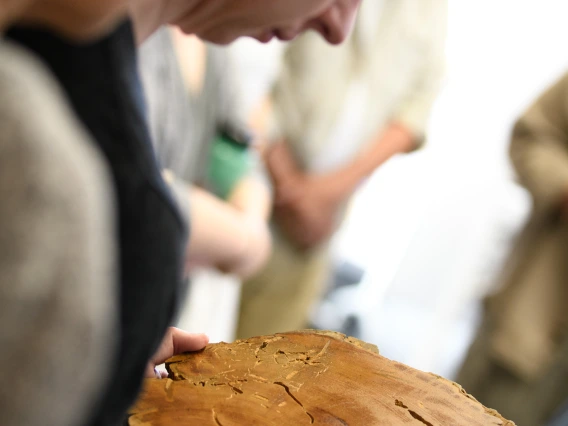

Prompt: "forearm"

[227,175,272,221]
[328,122,415,197]
[187,184,271,278]
[187,186,249,266]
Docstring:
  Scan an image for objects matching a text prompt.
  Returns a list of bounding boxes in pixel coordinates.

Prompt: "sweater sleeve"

[0,42,116,426]
[392,0,448,148]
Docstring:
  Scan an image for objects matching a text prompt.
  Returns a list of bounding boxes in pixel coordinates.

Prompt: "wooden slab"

[129,331,515,425]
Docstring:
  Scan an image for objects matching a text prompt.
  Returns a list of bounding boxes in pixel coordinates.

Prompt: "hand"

[145,327,209,378]
[274,174,346,250]
[265,143,349,250]
[264,142,304,204]
[217,214,272,279]
[273,199,336,250]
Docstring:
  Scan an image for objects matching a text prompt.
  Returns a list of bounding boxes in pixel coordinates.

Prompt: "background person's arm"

[271,122,415,205]
[265,1,447,250]
[169,175,271,279]
[317,0,448,199]
[264,124,413,250]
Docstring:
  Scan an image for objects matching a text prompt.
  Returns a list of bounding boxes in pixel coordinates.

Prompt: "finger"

[150,327,209,366]
[171,327,209,354]
[144,364,158,378]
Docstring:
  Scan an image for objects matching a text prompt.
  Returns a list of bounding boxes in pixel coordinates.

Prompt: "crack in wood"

[273,382,314,424]
[395,399,408,409]
[395,399,433,426]
[212,409,223,426]
[408,410,434,426]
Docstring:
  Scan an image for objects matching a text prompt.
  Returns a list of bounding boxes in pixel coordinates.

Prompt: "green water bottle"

[207,123,253,200]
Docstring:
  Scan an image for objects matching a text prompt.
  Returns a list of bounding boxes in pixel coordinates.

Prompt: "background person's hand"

[273,200,336,250]
[266,142,348,250]
[145,327,209,378]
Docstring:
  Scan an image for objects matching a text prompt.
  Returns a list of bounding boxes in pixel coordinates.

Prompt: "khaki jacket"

[458,72,568,426]
[492,72,568,381]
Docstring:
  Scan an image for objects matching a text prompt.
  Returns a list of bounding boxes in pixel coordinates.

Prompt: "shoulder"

[0,45,116,426]
[0,42,113,266]
[0,41,110,199]
[0,40,115,322]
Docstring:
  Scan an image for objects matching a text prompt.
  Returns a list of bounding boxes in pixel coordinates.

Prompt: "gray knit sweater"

[0,40,116,426]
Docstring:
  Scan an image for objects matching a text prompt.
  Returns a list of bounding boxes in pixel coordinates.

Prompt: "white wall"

[329,0,568,378]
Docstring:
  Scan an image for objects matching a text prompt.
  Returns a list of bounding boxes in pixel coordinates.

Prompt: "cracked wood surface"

[128,330,515,425]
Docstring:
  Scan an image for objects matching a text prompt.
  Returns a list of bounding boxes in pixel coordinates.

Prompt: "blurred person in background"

[457,72,568,426]
[3,1,361,425]
[238,0,447,339]
[138,28,272,341]
[139,28,272,281]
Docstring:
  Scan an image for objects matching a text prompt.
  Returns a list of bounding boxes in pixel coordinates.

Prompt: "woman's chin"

[253,30,276,44]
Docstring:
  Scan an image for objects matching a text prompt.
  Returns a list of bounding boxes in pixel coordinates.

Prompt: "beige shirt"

[270,0,448,173]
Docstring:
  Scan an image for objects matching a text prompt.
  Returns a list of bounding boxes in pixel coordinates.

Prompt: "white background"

[330,0,568,378]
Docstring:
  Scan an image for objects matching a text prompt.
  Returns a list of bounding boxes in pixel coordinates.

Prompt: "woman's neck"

[9,0,228,45]
[13,0,129,41]
[130,0,222,45]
